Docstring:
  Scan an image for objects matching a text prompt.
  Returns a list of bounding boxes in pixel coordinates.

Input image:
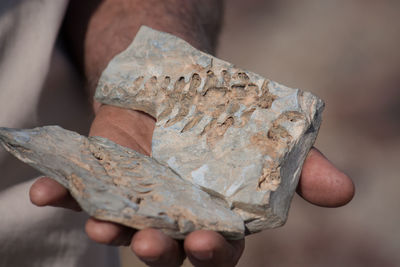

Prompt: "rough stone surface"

[0,126,244,239]
[95,26,324,233]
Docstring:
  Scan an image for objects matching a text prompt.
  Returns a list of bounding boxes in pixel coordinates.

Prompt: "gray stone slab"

[95,26,324,233]
[0,126,244,239]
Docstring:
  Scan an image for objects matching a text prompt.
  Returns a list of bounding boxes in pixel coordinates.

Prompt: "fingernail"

[191,250,213,261]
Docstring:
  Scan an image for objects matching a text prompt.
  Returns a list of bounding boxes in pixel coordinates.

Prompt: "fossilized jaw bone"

[95,26,324,233]
[0,126,245,239]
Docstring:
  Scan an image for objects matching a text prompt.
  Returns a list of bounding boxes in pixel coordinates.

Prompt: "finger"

[184,230,244,267]
[85,218,134,246]
[29,176,81,211]
[131,228,185,266]
[297,147,355,207]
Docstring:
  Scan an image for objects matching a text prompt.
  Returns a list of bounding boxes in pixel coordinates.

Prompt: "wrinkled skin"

[30,105,354,267]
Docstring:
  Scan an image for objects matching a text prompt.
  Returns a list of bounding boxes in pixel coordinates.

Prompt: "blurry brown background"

[121,0,400,266]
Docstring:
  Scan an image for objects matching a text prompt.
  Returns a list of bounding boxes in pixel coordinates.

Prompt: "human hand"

[30,105,354,267]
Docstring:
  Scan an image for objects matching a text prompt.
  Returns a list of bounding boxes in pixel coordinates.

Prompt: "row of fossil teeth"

[97,67,269,99]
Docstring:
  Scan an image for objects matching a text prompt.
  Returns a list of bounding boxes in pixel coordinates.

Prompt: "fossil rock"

[95,26,324,233]
[0,26,323,238]
[0,126,244,239]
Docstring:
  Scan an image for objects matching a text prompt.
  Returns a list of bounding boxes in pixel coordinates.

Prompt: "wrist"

[80,0,222,98]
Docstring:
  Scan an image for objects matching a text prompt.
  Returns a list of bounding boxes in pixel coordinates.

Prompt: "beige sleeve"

[0,1,119,266]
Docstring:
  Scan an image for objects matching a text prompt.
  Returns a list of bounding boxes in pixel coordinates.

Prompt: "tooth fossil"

[0,26,324,238]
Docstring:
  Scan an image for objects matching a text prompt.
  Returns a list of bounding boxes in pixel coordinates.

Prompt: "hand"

[29,105,354,267]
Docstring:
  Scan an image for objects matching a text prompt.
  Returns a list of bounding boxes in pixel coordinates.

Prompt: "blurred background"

[120,0,400,266]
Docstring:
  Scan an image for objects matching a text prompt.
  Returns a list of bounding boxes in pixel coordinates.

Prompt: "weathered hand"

[30,105,354,267]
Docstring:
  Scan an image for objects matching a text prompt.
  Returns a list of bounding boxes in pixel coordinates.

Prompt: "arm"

[63,0,222,100]
[30,1,354,266]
